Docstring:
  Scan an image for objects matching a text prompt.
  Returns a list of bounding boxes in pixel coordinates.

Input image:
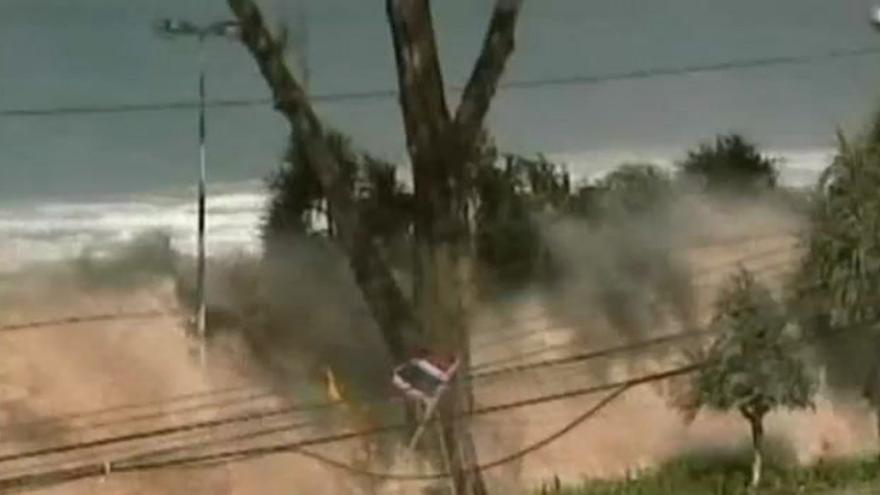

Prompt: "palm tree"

[792,124,880,438]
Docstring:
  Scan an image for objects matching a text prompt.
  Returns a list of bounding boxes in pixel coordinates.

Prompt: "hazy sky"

[3,0,880,200]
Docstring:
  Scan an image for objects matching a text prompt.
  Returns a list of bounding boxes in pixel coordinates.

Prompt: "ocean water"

[2,0,877,202]
[0,148,832,272]
[0,180,266,272]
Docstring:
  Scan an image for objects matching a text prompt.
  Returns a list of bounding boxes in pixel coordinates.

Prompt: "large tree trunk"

[385,2,521,493]
[230,1,521,492]
[414,199,486,494]
[748,413,765,489]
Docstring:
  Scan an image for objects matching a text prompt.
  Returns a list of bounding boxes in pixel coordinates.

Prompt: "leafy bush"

[678,134,778,193]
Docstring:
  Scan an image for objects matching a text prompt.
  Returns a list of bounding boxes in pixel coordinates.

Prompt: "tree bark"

[230,1,521,493]
[454,0,522,144]
[385,2,522,493]
[227,0,418,362]
[748,414,765,489]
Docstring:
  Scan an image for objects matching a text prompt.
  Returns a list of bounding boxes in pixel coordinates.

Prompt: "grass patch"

[544,444,880,495]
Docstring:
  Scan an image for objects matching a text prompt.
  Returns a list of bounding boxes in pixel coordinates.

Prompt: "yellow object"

[325,367,343,402]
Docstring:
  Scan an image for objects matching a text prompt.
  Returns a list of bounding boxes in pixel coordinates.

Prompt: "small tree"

[678,133,778,193]
[593,163,674,215]
[474,152,569,288]
[687,269,815,488]
[265,134,570,290]
[262,136,325,237]
[263,131,404,240]
[792,126,880,436]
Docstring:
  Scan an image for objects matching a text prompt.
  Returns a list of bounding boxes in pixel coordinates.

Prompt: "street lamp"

[153,18,240,364]
[870,6,880,30]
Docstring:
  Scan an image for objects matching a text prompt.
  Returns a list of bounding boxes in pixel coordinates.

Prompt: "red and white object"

[392,354,459,402]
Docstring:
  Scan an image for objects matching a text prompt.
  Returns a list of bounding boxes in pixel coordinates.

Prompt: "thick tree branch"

[228,0,417,362]
[385,0,451,154]
[383,2,523,494]
[454,0,523,143]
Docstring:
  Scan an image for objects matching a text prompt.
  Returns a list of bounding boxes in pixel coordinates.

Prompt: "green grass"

[542,444,880,495]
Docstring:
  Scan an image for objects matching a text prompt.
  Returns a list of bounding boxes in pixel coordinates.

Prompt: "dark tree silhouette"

[678,134,778,193]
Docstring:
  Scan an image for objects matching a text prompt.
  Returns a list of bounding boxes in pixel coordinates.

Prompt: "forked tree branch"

[454,0,523,144]
[228,0,417,362]
[386,0,452,155]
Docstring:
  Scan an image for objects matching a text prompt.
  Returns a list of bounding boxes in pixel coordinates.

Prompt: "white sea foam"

[0,149,834,272]
[0,182,267,272]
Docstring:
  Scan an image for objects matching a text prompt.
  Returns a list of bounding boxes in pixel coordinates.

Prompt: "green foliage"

[474,157,541,286]
[262,130,574,289]
[689,270,815,420]
[678,134,778,193]
[563,163,673,224]
[512,153,572,210]
[592,163,674,216]
[356,154,414,241]
[566,183,603,220]
[551,454,880,495]
[474,153,569,287]
[261,131,675,292]
[263,131,342,238]
[262,130,410,245]
[794,132,880,329]
[789,124,880,396]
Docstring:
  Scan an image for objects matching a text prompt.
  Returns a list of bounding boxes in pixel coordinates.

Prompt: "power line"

[0,383,259,431]
[0,364,699,492]
[470,263,797,373]
[0,315,730,474]
[0,237,801,450]
[0,276,802,478]
[469,250,815,379]
[0,231,806,471]
[0,324,699,470]
[86,321,875,485]
[0,236,802,468]
[471,260,799,377]
[0,322,741,471]
[2,45,879,118]
[0,216,854,488]
[0,417,319,483]
[103,356,672,477]
[469,243,801,355]
[471,328,711,382]
[0,397,342,465]
[115,417,315,467]
[2,304,872,490]
[0,311,171,333]
[500,45,880,90]
[281,385,632,482]
[0,391,279,449]
[0,257,794,456]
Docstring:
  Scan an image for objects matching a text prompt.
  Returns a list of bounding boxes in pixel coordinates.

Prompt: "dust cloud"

[1,192,877,494]
[0,235,378,495]
[537,191,805,350]
[463,190,876,490]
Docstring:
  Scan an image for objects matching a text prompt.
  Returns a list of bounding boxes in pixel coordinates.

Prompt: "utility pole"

[153,18,240,367]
